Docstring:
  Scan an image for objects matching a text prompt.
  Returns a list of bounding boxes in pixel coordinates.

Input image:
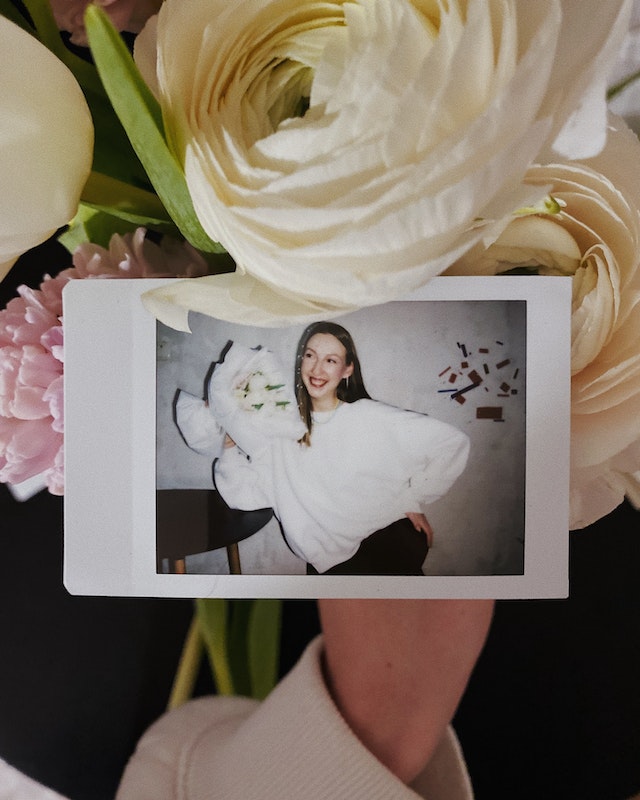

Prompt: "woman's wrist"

[318,599,494,784]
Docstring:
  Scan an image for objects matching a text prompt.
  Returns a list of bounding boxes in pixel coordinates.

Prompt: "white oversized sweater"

[215,399,470,572]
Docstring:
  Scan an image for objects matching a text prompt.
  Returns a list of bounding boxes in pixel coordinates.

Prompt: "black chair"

[156,489,273,574]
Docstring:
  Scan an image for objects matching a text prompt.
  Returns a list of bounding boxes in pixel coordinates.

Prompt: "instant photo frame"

[63,277,571,599]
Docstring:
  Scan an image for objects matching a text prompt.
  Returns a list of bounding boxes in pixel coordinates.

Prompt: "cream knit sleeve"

[384,407,470,510]
[115,637,474,800]
[213,445,273,511]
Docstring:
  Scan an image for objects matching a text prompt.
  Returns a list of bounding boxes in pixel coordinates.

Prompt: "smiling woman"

[300,333,355,413]
[214,320,470,575]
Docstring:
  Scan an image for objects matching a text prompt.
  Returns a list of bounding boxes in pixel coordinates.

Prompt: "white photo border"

[63,276,571,599]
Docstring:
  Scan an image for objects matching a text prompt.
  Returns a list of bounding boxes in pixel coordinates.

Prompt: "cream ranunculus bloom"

[137,0,631,329]
[0,16,93,280]
[448,115,640,529]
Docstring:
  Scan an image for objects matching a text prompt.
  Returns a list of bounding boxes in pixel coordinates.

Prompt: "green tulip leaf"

[248,599,282,700]
[196,598,235,696]
[227,602,253,698]
[58,205,136,252]
[84,5,225,254]
[80,171,177,228]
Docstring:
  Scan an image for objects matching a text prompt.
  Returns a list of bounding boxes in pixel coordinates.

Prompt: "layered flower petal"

[0,230,209,495]
[0,16,93,280]
[139,0,631,327]
[449,115,640,528]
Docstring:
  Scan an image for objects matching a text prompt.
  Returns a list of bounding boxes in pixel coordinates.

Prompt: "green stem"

[608,68,640,101]
[22,0,103,95]
[248,599,282,700]
[81,171,173,225]
[167,613,204,710]
[196,599,235,696]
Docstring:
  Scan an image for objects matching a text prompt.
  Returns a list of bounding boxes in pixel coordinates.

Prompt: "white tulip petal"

[0,16,93,266]
[142,272,347,330]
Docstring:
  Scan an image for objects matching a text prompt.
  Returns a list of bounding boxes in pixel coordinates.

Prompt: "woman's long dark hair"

[294,321,370,444]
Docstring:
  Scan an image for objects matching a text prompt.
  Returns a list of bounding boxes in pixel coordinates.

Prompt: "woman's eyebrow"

[305,346,343,359]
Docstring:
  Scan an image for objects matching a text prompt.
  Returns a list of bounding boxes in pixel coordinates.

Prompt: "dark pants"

[306,517,428,576]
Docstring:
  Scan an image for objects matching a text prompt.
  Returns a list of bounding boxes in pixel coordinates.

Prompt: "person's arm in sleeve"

[397,413,471,508]
[213,439,273,511]
[115,600,492,800]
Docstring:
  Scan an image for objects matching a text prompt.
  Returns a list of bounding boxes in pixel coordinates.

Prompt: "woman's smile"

[301,333,354,412]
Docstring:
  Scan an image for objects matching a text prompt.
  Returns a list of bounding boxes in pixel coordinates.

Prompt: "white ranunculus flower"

[448,115,640,529]
[137,0,631,329]
[0,16,93,279]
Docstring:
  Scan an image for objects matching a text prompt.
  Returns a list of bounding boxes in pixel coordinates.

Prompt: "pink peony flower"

[0,229,209,494]
[50,0,161,46]
[70,227,210,279]
[0,276,66,493]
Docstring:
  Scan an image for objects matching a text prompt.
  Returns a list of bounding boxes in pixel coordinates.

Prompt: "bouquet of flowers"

[2,0,640,527]
[2,0,640,758]
[207,342,307,456]
[175,343,305,459]
[233,370,291,415]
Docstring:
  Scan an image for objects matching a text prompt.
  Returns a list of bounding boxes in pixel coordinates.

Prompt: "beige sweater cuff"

[116,636,474,800]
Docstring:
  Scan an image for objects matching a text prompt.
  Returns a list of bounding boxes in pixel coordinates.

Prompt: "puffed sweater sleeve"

[388,408,470,510]
[213,444,273,511]
[115,637,474,800]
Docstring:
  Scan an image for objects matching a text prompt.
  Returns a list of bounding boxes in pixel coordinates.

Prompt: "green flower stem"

[196,599,235,696]
[81,171,167,215]
[22,0,103,95]
[248,599,282,700]
[168,599,283,711]
[228,601,253,697]
[167,613,205,711]
[608,68,640,101]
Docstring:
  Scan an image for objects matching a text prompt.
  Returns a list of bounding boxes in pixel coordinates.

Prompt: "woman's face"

[301,333,354,412]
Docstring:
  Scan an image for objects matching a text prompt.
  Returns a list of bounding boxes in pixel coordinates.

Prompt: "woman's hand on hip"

[405,511,433,547]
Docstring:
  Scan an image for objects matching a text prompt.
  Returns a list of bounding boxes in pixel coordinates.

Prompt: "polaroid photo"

[63,276,571,599]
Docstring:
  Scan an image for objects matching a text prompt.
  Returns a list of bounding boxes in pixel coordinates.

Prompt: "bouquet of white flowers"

[207,342,307,456]
[232,368,291,414]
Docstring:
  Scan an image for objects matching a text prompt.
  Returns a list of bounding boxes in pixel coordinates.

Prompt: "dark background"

[2,487,639,800]
[1,243,639,800]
